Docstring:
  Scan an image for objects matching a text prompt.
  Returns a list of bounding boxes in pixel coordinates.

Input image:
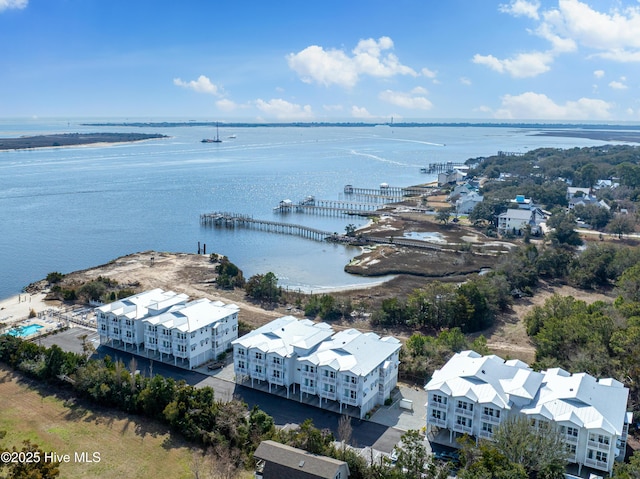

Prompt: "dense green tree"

[492,416,569,479]
[547,210,582,247]
[607,214,636,239]
[245,272,281,302]
[393,430,433,479]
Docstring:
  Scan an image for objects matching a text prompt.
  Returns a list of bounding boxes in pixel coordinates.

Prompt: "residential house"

[438,169,466,186]
[425,351,631,475]
[254,440,349,479]
[567,187,592,201]
[233,317,401,418]
[497,208,546,235]
[456,191,483,214]
[96,289,239,369]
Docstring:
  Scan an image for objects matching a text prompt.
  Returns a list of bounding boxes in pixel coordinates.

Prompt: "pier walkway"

[273,196,380,215]
[200,212,337,241]
[420,162,466,174]
[343,184,432,199]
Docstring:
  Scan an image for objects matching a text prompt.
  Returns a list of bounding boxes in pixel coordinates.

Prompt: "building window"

[237,360,245,370]
[255,352,263,360]
[323,384,335,393]
[433,394,447,404]
[191,344,196,351]
[432,410,446,421]
[481,422,493,433]
[566,444,577,456]
[483,406,500,418]
[566,426,578,438]
[589,433,610,445]
[101,324,106,331]
[304,378,315,388]
[255,365,263,374]
[350,390,357,400]
[272,370,281,379]
[237,348,245,356]
[456,416,472,428]
[273,357,281,365]
[323,370,335,378]
[126,331,132,338]
[457,400,473,411]
[588,449,608,463]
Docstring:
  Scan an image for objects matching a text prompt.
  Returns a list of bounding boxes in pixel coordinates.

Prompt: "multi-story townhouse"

[96,289,239,370]
[96,288,188,352]
[233,317,401,418]
[425,351,631,475]
[232,316,334,396]
[143,298,239,368]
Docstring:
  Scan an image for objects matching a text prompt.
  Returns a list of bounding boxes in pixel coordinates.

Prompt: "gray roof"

[254,441,349,479]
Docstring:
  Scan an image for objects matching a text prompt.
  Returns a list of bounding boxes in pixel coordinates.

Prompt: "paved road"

[39,329,409,453]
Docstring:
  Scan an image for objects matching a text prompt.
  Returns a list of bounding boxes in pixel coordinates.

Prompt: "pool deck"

[0,291,65,337]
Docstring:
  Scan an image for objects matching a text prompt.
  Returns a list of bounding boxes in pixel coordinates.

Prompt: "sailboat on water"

[201,122,222,143]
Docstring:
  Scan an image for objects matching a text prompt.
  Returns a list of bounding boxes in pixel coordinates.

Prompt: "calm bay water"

[0,119,614,299]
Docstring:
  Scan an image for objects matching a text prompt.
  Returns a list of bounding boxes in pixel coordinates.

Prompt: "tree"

[547,210,582,247]
[436,208,453,224]
[337,415,353,452]
[394,430,433,479]
[607,214,636,239]
[245,272,281,302]
[492,416,568,479]
[345,224,357,237]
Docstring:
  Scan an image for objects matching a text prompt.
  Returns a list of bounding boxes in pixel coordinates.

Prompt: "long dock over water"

[420,162,466,174]
[273,196,380,215]
[200,212,336,241]
[343,184,432,199]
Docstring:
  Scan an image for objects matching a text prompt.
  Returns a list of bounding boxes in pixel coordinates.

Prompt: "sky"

[1,0,640,122]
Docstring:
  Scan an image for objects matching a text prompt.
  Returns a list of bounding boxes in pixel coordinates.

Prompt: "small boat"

[227,134,236,139]
[201,122,222,143]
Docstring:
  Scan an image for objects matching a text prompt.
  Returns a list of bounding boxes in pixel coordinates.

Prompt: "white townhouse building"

[425,351,631,475]
[232,316,334,395]
[233,317,401,418]
[96,289,239,369]
[497,207,547,235]
[96,288,189,351]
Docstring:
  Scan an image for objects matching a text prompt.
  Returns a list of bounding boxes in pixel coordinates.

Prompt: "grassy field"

[0,365,196,479]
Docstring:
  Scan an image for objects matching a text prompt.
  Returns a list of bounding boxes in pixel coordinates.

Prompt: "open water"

[0,119,619,299]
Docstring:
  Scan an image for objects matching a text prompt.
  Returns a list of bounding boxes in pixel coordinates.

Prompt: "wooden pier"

[273,196,380,216]
[200,212,335,241]
[343,184,432,199]
[420,161,466,174]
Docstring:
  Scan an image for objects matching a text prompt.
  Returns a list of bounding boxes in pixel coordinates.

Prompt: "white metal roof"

[426,351,629,435]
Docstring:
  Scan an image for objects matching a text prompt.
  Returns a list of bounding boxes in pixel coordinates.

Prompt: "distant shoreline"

[0,132,167,151]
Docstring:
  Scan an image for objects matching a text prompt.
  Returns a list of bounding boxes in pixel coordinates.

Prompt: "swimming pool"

[6,324,44,338]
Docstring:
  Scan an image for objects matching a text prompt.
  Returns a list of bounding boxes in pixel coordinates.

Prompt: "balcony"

[588,440,611,451]
[584,458,608,471]
[479,430,494,440]
[429,417,447,428]
[565,435,578,444]
[430,401,447,410]
[453,422,472,434]
[301,370,316,379]
[455,407,473,417]
[481,414,501,424]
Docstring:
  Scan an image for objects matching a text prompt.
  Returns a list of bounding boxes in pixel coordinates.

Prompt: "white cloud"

[254,98,313,120]
[609,80,628,90]
[593,69,605,78]
[287,36,417,88]
[494,91,612,120]
[421,67,437,79]
[216,99,238,111]
[499,0,540,20]
[173,75,221,96]
[541,0,640,62]
[379,89,433,110]
[472,51,554,78]
[323,104,344,112]
[0,0,27,12]
[351,106,374,118]
[460,77,472,86]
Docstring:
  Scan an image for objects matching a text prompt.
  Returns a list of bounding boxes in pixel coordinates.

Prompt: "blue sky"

[1,0,640,121]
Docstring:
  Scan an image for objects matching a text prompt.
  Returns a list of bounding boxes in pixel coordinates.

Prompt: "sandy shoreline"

[0,291,55,323]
